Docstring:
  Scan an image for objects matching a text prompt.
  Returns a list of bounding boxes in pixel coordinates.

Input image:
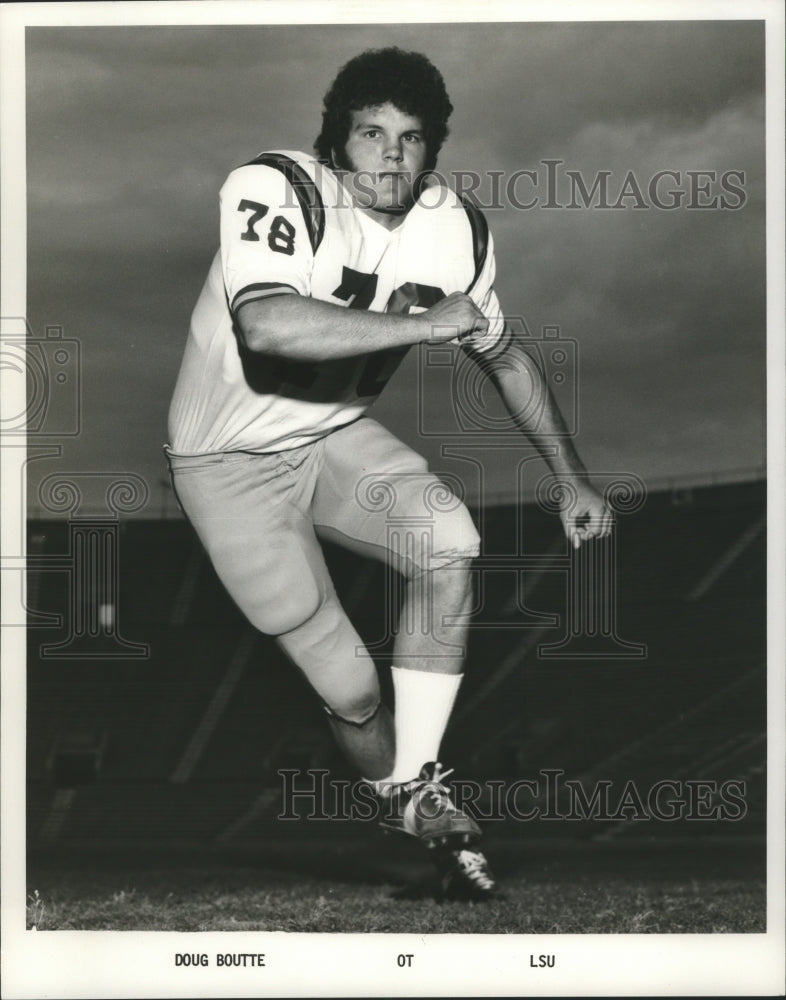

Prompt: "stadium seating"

[26,479,766,849]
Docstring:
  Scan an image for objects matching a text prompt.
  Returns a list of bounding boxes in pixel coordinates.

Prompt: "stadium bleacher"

[26,478,767,849]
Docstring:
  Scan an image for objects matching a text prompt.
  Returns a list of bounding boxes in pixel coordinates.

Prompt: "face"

[338,103,428,223]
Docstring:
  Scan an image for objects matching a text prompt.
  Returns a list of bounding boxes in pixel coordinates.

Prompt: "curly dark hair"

[314,47,453,172]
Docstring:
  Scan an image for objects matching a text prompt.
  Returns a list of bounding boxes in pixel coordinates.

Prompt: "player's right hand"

[419,292,489,343]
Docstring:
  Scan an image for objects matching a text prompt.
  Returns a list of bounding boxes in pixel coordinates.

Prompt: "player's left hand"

[559,481,613,549]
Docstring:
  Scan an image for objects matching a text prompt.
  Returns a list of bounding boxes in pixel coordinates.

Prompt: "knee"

[325,687,381,726]
[257,580,323,636]
[446,503,481,560]
[417,502,481,575]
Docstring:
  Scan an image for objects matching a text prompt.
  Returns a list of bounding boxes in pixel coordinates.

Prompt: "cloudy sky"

[21,16,766,514]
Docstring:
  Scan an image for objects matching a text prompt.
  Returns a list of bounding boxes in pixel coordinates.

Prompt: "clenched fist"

[418,292,489,343]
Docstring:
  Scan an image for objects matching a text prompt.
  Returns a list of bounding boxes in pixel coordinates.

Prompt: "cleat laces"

[380,762,481,844]
[455,850,495,890]
[430,764,454,783]
[417,764,458,813]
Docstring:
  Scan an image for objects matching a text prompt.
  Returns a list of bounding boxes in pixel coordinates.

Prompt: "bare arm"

[236,291,489,361]
[482,339,587,476]
[480,339,612,546]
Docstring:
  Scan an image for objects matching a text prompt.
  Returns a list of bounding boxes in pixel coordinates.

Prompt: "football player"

[167,47,611,899]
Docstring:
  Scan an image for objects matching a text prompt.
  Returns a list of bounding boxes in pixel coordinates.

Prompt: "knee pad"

[263,572,331,637]
[433,503,481,564]
[323,699,381,728]
[415,501,481,573]
[385,478,481,575]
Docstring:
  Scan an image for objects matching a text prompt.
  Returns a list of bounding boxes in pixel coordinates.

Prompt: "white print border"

[1,3,783,1000]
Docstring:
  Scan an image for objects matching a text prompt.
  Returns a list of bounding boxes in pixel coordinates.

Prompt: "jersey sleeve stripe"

[244,153,326,254]
[459,196,490,294]
[231,282,299,316]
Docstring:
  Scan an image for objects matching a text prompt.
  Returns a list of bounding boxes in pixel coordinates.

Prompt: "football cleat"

[378,762,481,847]
[435,847,497,901]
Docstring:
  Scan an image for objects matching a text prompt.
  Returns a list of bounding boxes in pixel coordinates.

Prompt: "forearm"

[485,342,589,479]
[237,294,426,361]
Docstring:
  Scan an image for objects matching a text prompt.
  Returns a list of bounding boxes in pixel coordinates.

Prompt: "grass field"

[26,835,765,933]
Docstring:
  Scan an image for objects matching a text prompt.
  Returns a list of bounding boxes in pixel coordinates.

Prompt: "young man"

[167,48,610,898]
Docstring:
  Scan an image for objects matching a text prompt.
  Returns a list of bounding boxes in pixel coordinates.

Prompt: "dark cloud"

[24,20,766,511]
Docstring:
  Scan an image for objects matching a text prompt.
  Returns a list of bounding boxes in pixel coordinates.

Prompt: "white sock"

[384,667,463,784]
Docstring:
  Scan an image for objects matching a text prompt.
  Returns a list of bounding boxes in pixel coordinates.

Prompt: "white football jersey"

[168,151,509,454]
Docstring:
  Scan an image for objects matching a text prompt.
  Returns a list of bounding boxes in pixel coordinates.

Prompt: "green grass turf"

[26,836,765,933]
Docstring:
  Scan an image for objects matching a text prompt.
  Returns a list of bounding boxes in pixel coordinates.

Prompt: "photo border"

[1,1,784,996]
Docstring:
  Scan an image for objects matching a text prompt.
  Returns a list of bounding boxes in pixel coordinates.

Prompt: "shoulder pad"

[241,151,326,254]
